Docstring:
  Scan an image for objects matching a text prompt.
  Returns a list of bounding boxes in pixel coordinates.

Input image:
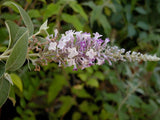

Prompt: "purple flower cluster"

[29,29,160,71]
[46,30,110,70]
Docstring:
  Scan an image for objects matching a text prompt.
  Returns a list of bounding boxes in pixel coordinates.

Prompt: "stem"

[28,53,40,57]
[118,82,141,111]
[29,31,40,39]
[28,30,49,40]
[1,49,12,56]
[0,49,12,61]
[0,53,40,61]
[0,56,9,60]
[113,81,141,118]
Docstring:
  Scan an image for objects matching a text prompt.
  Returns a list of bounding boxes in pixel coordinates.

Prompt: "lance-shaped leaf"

[69,2,88,21]
[0,76,11,107]
[3,1,34,36]
[61,13,83,31]
[5,30,29,71]
[48,75,68,103]
[5,20,19,49]
[5,20,27,49]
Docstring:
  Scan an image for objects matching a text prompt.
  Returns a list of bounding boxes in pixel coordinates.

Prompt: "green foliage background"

[0,0,160,120]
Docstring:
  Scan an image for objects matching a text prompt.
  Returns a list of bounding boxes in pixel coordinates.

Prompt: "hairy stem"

[0,56,9,60]
[0,53,40,61]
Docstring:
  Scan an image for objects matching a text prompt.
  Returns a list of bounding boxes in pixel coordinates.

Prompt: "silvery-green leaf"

[0,76,11,107]
[5,20,27,49]
[5,20,19,49]
[5,30,29,71]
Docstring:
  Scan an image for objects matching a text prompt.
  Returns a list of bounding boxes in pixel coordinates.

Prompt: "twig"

[114,81,142,118]
[118,82,141,111]
[0,56,9,60]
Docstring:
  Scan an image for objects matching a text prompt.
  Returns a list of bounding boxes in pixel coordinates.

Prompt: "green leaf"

[94,71,105,80]
[69,2,88,21]
[0,27,8,44]
[0,61,5,78]
[86,78,99,88]
[149,99,159,111]
[5,30,29,71]
[10,73,23,92]
[0,76,11,107]
[57,96,76,116]
[4,26,27,58]
[43,3,60,20]
[126,94,142,108]
[106,92,122,103]
[146,61,157,72]
[5,20,27,49]
[86,67,93,74]
[9,86,16,106]
[3,1,34,36]
[24,86,35,100]
[137,21,149,30]
[90,6,102,27]
[82,1,96,8]
[20,98,26,108]
[135,7,147,15]
[142,100,158,114]
[28,9,41,18]
[61,13,83,31]
[103,103,116,113]
[78,73,88,81]
[14,27,28,44]
[79,101,98,116]
[88,4,111,35]
[100,109,113,120]
[48,75,68,103]
[0,13,20,20]
[71,86,91,98]
[5,20,19,49]
[97,14,111,35]
[72,112,81,120]
[127,24,136,37]
[118,110,129,120]
[16,106,23,114]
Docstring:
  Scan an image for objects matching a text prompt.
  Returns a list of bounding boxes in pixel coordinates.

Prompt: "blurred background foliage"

[0,0,160,120]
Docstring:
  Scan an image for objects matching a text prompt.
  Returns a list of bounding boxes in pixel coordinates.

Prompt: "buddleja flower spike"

[28,29,160,71]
